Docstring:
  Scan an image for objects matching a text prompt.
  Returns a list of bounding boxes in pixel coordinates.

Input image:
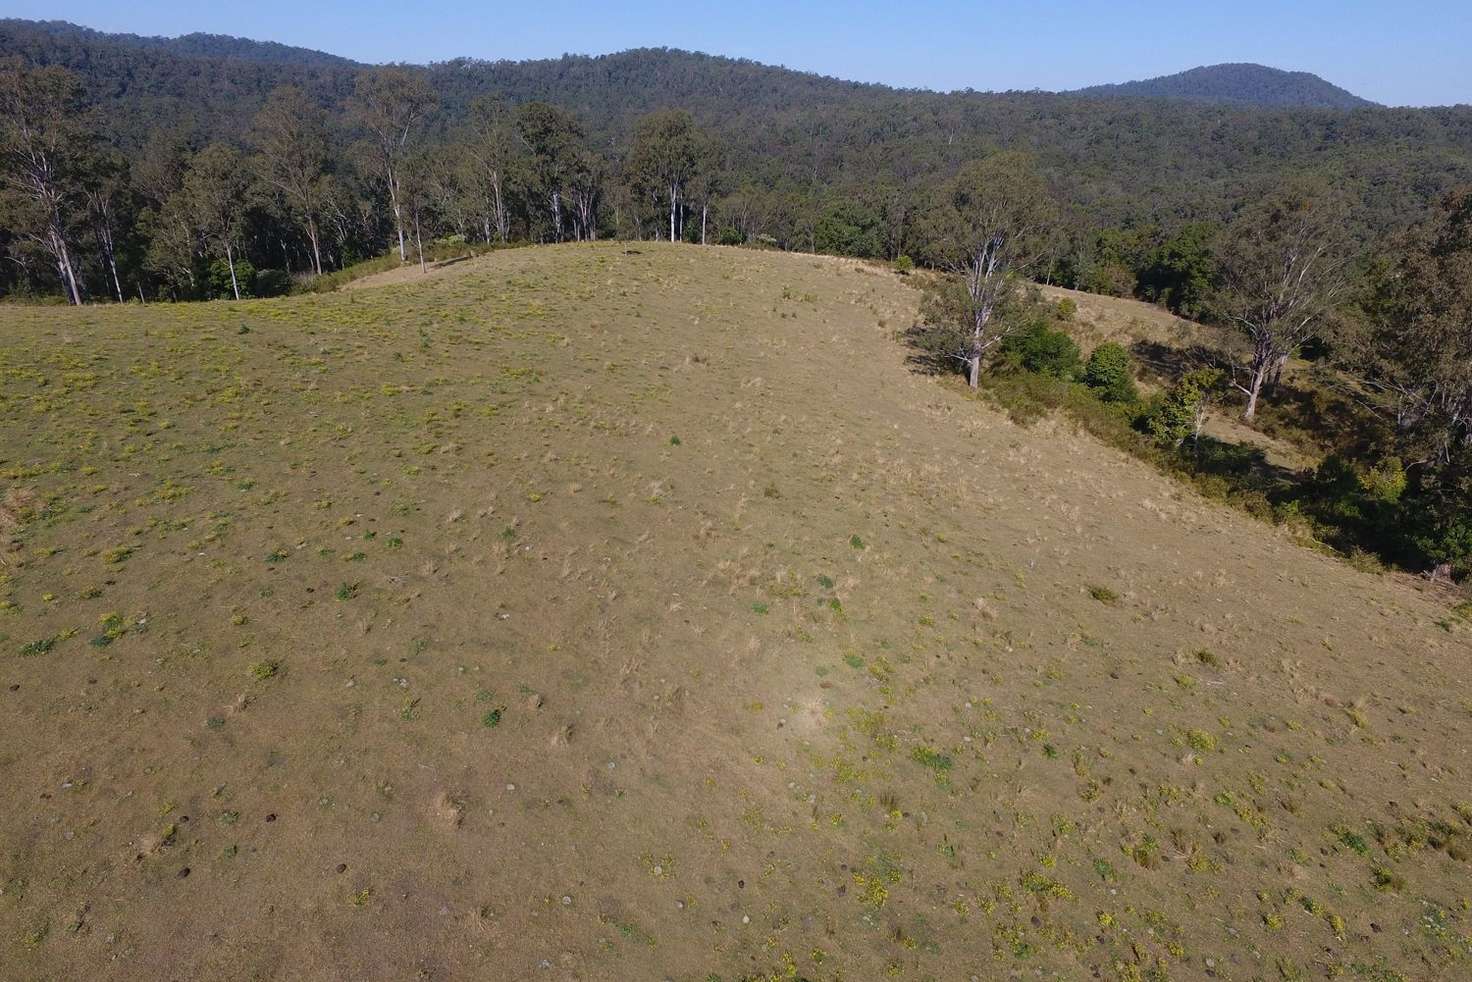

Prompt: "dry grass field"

[2,242,1470,981]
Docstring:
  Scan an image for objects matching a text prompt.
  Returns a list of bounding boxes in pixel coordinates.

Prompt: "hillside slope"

[1074,63,1375,109]
[1,244,1469,980]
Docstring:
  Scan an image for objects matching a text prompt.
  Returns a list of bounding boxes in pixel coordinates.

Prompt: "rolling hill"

[2,243,1469,979]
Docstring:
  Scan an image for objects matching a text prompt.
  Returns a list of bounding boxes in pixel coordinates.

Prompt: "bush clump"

[1082,342,1139,403]
[1002,319,1081,379]
[1146,368,1222,447]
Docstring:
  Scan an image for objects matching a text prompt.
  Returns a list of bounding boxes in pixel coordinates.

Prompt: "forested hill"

[4,19,355,67]
[4,17,1472,244]
[1073,63,1375,109]
[5,19,1470,240]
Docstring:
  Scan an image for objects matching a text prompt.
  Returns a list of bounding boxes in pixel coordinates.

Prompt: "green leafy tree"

[1002,317,1081,378]
[813,198,883,258]
[1138,222,1219,317]
[183,143,249,299]
[516,102,585,243]
[1083,342,1140,402]
[627,109,709,243]
[1355,189,1472,575]
[1148,368,1224,447]
[460,95,520,243]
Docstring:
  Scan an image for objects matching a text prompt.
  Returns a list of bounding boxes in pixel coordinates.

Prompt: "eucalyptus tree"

[183,143,250,299]
[516,102,586,242]
[627,109,709,243]
[1213,183,1354,419]
[0,59,90,304]
[917,151,1059,388]
[352,67,437,261]
[1358,190,1472,496]
[461,94,519,244]
[251,85,333,275]
[82,149,134,302]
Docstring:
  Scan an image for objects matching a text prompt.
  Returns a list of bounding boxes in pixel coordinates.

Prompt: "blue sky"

[10,0,1470,106]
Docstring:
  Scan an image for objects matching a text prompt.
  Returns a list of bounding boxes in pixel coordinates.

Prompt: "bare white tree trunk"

[387,164,406,261]
[225,241,241,300]
[414,205,426,273]
[492,176,508,243]
[52,225,82,305]
[308,217,323,276]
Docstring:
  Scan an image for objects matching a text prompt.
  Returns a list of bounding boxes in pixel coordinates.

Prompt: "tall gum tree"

[461,95,519,244]
[1356,189,1472,555]
[516,102,585,243]
[628,109,708,243]
[0,59,89,304]
[352,68,436,262]
[251,85,333,276]
[184,143,249,299]
[1213,184,1353,419]
[919,151,1058,388]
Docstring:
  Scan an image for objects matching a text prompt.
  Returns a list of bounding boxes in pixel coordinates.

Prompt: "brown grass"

[0,243,1467,980]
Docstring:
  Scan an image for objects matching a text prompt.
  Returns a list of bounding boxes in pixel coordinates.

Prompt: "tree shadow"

[1252,378,1390,460]
[898,323,964,377]
[1128,339,1228,384]
[1176,435,1302,490]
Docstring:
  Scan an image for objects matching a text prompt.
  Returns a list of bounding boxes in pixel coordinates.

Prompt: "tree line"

[0,60,733,301]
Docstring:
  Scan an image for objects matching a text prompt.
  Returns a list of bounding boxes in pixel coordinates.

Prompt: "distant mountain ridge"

[3,18,356,68]
[4,21,1378,109]
[1073,63,1375,109]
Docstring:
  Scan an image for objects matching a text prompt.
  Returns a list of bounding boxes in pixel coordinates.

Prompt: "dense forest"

[1073,63,1374,109]
[3,18,1472,300]
[1,19,1469,578]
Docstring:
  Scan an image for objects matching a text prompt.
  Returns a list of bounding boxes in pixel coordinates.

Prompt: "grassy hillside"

[2,244,1470,980]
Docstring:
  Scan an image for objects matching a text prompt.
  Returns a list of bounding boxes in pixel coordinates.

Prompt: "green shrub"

[208,258,255,299]
[1082,342,1139,403]
[1002,320,1081,379]
[1411,513,1472,577]
[1359,456,1407,503]
[1055,297,1077,321]
[1146,368,1222,447]
[893,255,915,275]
